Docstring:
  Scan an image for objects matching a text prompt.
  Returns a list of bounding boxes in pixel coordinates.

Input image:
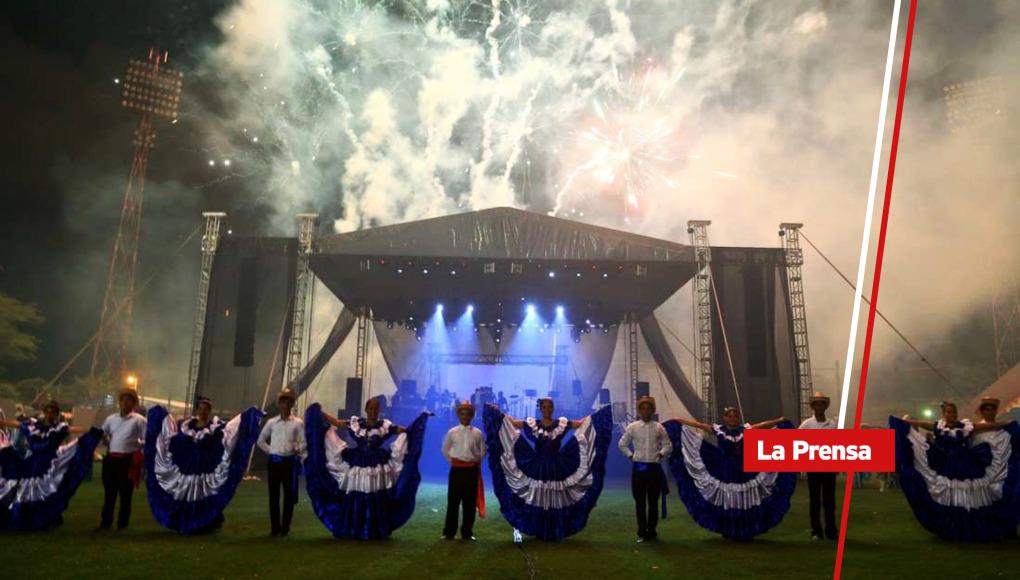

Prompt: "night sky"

[0,1,299,385]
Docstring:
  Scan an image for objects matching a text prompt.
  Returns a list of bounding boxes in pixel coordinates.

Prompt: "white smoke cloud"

[196,0,1020,414]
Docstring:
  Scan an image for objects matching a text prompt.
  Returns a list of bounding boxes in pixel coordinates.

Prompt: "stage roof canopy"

[310,208,698,327]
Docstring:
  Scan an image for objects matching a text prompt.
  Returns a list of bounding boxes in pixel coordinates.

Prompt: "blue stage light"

[466,304,474,314]
[526,304,536,315]
[555,305,564,316]
[436,304,444,313]
[548,271,556,278]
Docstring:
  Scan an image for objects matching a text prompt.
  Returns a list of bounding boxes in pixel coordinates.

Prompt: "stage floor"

[8,475,1017,579]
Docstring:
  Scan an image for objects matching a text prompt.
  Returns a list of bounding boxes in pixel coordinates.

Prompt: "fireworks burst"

[554,62,685,222]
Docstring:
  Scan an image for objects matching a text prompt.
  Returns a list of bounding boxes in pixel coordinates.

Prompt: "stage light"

[556,305,564,316]
[602,273,608,278]
[450,270,457,275]
[436,304,444,313]
[526,304,536,316]
[921,408,934,419]
[423,268,429,274]
[467,304,474,313]
[548,271,556,278]
[397,268,403,274]
[585,319,591,325]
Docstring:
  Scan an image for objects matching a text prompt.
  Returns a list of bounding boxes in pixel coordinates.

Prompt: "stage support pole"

[626,313,640,418]
[779,222,815,422]
[687,220,715,422]
[285,213,319,385]
[185,211,227,414]
[354,313,369,380]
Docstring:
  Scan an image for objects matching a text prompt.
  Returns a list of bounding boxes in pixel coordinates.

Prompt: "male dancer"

[99,387,147,531]
[799,391,837,540]
[618,396,672,542]
[442,400,486,541]
[257,388,306,537]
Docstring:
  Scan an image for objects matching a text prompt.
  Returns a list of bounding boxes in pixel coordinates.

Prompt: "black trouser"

[632,463,664,538]
[808,472,837,537]
[101,454,134,528]
[443,465,478,538]
[267,456,298,533]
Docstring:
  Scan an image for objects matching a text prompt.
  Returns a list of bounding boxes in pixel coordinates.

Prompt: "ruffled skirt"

[144,406,264,534]
[303,404,429,540]
[483,405,613,540]
[891,416,1020,541]
[664,421,797,540]
[0,427,103,531]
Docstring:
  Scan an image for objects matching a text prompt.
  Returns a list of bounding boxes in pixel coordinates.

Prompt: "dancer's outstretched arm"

[322,412,349,429]
[671,417,714,433]
[750,417,788,430]
[973,421,1008,432]
[0,418,85,433]
[900,416,934,430]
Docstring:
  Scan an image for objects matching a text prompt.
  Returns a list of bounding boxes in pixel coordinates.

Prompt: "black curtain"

[195,237,297,414]
[709,257,799,423]
[638,314,707,422]
[286,308,358,399]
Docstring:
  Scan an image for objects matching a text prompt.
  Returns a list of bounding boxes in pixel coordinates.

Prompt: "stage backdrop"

[193,236,297,414]
[709,247,801,423]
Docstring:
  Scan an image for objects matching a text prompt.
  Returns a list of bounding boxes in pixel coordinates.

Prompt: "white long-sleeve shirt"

[618,420,672,463]
[257,415,306,458]
[102,412,147,453]
[442,424,486,463]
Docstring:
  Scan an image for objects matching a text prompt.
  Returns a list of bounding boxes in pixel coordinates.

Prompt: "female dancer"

[303,397,429,539]
[890,400,1019,541]
[0,400,103,530]
[483,398,613,541]
[665,407,796,540]
[144,396,263,534]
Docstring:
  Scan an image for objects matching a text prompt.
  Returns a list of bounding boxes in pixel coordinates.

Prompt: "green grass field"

[6,475,1016,579]
[840,481,1020,580]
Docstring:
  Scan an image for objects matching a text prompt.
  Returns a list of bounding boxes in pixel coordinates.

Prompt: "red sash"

[451,459,486,518]
[108,451,144,488]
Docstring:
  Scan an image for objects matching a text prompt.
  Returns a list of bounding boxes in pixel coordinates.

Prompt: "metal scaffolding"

[285,213,319,384]
[185,211,227,413]
[688,220,714,421]
[625,313,640,415]
[780,223,815,421]
[354,314,369,380]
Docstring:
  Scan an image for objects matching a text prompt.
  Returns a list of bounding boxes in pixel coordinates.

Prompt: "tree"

[0,292,44,374]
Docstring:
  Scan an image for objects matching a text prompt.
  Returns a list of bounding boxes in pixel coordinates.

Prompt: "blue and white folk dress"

[0,419,102,530]
[144,406,264,534]
[303,403,429,540]
[483,405,613,541]
[664,420,797,540]
[890,416,1020,541]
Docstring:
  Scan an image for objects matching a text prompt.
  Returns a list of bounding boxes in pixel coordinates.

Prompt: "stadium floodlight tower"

[90,48,183,394]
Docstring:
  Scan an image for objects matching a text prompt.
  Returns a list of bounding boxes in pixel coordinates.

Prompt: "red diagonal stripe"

[833,0,918,578]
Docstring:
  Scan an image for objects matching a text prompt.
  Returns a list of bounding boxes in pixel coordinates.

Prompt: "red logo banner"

[743,429,895,472]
